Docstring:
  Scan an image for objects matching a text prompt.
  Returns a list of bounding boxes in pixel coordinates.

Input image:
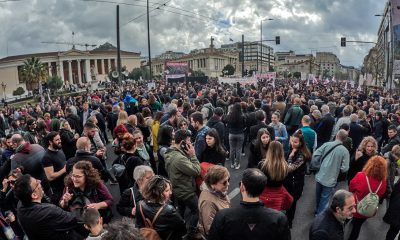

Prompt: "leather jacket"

[135,201,186,240]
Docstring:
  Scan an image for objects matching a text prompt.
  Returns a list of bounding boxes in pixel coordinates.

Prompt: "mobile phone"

[180,142,189,152]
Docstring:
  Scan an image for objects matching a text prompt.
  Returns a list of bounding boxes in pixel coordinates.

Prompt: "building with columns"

[0,42,140,96]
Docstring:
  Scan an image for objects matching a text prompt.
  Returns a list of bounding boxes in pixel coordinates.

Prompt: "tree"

[20,57,48,91]
[128,68,150,80]
[47,76,63,93]
[193,70,205,77]
[293,72,301,79]
[13,87,25,96]
[222,64,235,76]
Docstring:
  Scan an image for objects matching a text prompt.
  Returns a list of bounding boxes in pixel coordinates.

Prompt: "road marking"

[228,187,240,200]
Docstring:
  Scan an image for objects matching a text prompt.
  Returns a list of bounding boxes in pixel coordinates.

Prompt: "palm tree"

[21,57,48,91]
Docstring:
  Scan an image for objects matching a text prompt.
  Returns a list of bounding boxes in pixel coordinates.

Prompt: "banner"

[218,77,257,85]
[255,72,276,79]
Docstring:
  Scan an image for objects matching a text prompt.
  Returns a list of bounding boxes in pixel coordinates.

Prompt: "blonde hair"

[357,136,377,155]
[117,111,128,126]
[260,141,288,182]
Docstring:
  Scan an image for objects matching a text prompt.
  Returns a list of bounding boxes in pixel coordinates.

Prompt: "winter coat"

[384,179,400,228]
[349,172,386,219]
[247,141,266,168]
[164,147,200,200]
[284,150,307,200]
[259,186,293,212]
[283,104,304,127]
[199,145,227,165]
[136,201,186,240]
[207,116,225,146]
[116,184,144,217]
[59,128,77,160]
[66,114,82,135]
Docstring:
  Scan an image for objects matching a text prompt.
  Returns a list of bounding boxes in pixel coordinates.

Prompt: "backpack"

[203,105,214,120]
[139,203,164,240]
[356,175,382,217]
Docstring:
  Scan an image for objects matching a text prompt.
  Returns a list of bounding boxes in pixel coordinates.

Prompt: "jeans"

[386,225,400,240]
[315,181,335,214]
[177,195,199,233]
[229,133,244,166]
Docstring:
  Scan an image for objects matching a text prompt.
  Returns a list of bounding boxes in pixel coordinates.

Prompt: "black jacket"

[348,122,367,155]
[207,116,225,146]
[112,153,144,194]
[116,184,144,217]
[17,202,83,240]
[60,128,77,160]
[247,141,266,168]
[309,208,344,240]
[66,151,108,182]
[384,179,400,228]
[249,122,275,142]
[66,114,82,135]
[208,201,290,240]
[199,145,227,165]
[382,136,400,155]
[136,201,186,240]
[315,113,335,146]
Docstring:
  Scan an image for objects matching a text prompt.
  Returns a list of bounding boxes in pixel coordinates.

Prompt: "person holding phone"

[165,129,202,239]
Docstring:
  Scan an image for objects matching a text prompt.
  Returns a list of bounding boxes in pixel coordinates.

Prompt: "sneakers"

[230,163,235,169]
[241,152,245,156]
[235,163,240,170]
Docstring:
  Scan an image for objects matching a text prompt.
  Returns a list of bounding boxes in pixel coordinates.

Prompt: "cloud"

[0,0,385,67]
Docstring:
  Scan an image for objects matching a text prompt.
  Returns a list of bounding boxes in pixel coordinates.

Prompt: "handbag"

[112,154,127,178]
[310,143,342,172]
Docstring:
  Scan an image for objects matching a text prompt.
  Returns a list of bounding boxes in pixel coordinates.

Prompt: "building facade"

[275,53,320,76]
[315,52,340,77]
[0,43,140,97]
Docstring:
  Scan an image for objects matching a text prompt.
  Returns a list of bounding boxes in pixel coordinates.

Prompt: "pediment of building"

[59,49,89,57]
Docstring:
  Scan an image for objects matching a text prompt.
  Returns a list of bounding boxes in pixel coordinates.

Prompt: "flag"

[294,83,299,89]
[350,81,355,88]
[313,76,318,85]
[229,38,234,42]
[306,78,310,87]
[357,85,362,91]
[332,76,336,82]
[269,78,275,89]
[344,81,348,90]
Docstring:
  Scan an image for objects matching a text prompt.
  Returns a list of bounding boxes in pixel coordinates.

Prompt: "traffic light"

[341,37,346,47]
[275,36,280,45]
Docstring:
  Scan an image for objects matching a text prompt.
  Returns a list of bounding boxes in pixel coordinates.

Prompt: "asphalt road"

[104,143,394,240]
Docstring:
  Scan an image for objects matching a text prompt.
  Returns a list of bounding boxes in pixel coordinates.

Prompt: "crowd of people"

[0,77,398,240]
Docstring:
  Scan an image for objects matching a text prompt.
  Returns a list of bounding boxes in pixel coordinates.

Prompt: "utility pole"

[260,20,262,73]
[242,34,245,77]
[147,0,152,80]
[116,5,122,85]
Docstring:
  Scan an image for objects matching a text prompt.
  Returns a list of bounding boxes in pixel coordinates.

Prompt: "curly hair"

[357,136,378,155]
[363,156,387,181]
[142,175,171,204]
[65,161,102,189]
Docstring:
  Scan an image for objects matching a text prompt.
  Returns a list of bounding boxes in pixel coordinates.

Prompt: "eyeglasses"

[31,179,41,193]
[221,177,230,186]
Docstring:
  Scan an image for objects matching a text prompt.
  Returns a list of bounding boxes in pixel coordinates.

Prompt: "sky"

[0,0,386,68]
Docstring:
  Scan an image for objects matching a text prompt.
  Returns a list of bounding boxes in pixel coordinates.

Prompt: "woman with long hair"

[151,111,164,153]
[136,176,186,240]
[284,129,311,228]
[59,120,79,160]
[247,128,271,168]
[269,111,289,153]
[198,166,230,237]
[199,129,227,165]
[349,156,387,240]
[348,136,378,183]
[116,111,128,126]
[61,161,114,224]
[132,129,156,172]
[259,141,293,212]
[225,102,246,169]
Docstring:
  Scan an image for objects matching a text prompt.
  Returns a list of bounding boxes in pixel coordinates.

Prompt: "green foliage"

[222,64,235,76]
[193,70,205,77]
[47,76,63,92]
[13,87,25,96]
[20,57,48,91]
[128,68,150,80]
[293,72,301,79]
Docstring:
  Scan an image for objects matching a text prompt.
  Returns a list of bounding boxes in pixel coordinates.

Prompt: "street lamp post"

[260,18,274,74]
[1,82,6,102]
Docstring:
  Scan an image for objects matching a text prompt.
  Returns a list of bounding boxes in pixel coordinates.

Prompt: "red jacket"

[349,171,387,218]
[260,186,293,211]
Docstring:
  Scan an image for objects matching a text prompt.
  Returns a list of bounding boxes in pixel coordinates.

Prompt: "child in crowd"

[83,208,108,240]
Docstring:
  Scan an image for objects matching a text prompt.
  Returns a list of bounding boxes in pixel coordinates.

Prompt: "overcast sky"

[0,0,385,67]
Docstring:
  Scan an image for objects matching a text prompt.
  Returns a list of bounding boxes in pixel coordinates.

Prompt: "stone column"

[68,60,73,83]
[59,60,64,81]
[85,59,91,83]
[94,59,98,75]
[77,59,82,85]
[48,62,52,77]
[101,59,105,75]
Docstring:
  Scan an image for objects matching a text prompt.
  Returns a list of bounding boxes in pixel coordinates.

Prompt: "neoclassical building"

[0,43,141,97]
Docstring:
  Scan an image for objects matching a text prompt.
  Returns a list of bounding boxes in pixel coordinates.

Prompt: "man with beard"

[42,131,67,203]
[23,118,38,144]
[14,175,83,240]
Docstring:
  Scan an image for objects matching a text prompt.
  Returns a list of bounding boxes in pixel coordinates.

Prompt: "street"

[104,143,392,240]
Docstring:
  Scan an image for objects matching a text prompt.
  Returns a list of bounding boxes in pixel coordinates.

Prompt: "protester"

[208,168,290,240]
[347,136,378,183]
[225,102,246,169]
[199,128,227,165]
